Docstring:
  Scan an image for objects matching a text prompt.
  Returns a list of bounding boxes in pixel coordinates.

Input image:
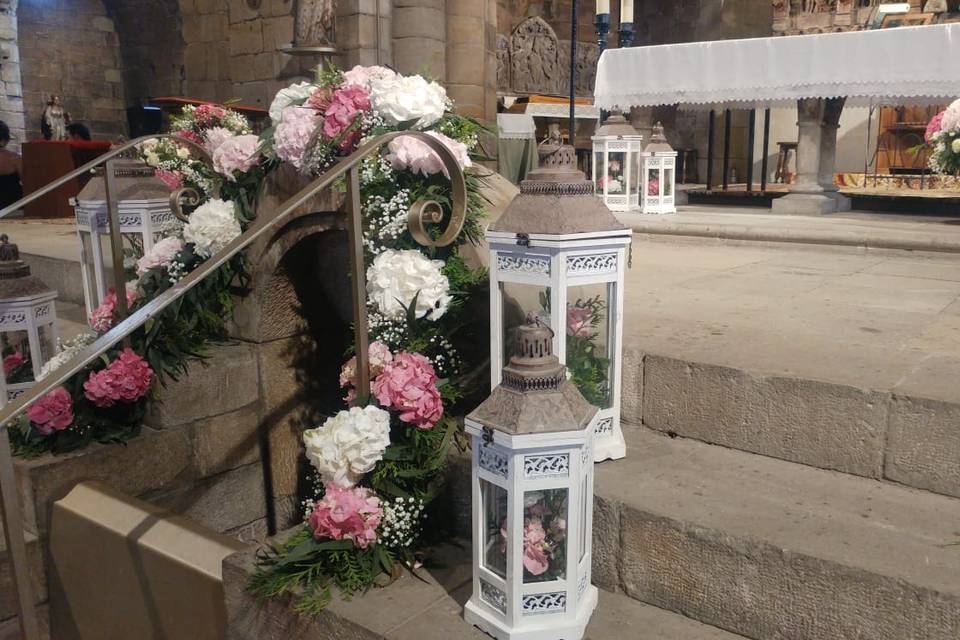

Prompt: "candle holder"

[595,13,611,53]
[618,21,635,48]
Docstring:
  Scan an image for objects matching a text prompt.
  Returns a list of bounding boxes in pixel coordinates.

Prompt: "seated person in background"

[0,121,23,210]
[67,122,92,141]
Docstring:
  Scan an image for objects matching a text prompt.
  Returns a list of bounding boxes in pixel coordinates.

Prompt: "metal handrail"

[0,130,467,639]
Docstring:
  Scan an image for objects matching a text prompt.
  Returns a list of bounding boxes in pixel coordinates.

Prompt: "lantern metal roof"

[487,143,629,237]
[644,122,675,154]
[594,110,641,139]
[75,159,172,204]
[468,320,597,436]
[0,235,55,301]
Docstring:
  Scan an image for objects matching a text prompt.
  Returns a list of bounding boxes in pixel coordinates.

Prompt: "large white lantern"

[639,122,677,215]
[464,320,598,640]
[0,236,59,406]
[487,142,632,462]
[591,110,643,213]
[73,160,176,316]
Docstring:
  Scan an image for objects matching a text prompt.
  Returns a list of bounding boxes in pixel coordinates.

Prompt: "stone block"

[619,507,960,640]
[338,13,378,49]
[885,395,960,498]
[393,37,445,79]
[16,427,194,535]
[643,354,888,478]
[392,7,445,41]
[195,0,223,16]
[230,53,257,83]
[229,20,263,56]
[184,41,209,80]
[192,404,263,477]
[146,342,260,429]
[203,13,230,42]
[253,52,276,80]
[229,0,260,24]
[591,495,620,594]
[102,68,122,83]
[262,15,294,51]
[182,13,204,42]
[148,463,268,534]
[337,0,377,16]
[446,15,484,47]
[620,348,643,426]
[393,0,444,8]
[446,48,485,85]
[263,0,294,18]
[89,16,115,32]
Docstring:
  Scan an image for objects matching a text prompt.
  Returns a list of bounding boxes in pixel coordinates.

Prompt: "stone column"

[336,0,391,68]
[392,0,445,81]
[771,97,844,216]
[818,96,851,211]
[444,0,497,123]
[0,0,25,151]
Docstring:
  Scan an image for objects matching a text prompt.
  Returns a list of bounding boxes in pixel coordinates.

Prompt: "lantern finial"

[644,122,674,153]
[0,235,30,280]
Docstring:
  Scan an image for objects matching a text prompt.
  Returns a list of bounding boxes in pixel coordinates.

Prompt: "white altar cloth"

[594,24,960,110]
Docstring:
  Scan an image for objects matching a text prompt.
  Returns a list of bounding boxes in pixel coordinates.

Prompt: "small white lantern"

[73,160,176,316]
[639,122,677,215]
[591,110,643,213]
[0,236,59,406]
[488,142,632,462]
[464,320,598,640]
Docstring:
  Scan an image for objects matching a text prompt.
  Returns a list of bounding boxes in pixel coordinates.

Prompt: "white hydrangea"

[303,406,391,488]
[183,198,242,258]
[268,81,316,127]
[369,74,449,130]
[366,249,452,321]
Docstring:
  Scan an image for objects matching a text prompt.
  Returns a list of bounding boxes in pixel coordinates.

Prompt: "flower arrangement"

[516,490,568,582]
[249,64,491,614]
[564,296,611,408]
[923,100,960,175]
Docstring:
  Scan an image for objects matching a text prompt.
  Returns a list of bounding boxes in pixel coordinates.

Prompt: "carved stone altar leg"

[772,97,843,216]
[819,97,851,212]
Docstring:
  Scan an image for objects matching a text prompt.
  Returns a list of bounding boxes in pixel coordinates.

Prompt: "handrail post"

[103,159,131,332]
[345,166,370,400]
[0,428,40,639]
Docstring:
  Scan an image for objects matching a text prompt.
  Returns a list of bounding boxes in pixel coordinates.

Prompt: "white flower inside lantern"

[640,122,678,215]
[0,235,59,406]
[464,319,598,640]
[73,159,177,317]
[591,110,644,212]
[487,141,632,462]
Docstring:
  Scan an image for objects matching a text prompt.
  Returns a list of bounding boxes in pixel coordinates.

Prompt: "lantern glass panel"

[647,166,660,197]
[500,283,550,367]
[37,324,55,364]
[565,283,614,409]
[593,151,604,194]
[481,479,508,580]
[522,488,568,584]
[664,166,674,196]
[606,152,626,195]
[2,331,34,383]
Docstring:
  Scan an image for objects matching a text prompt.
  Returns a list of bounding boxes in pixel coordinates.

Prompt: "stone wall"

[18,0,126,141]
[0,0,23,150]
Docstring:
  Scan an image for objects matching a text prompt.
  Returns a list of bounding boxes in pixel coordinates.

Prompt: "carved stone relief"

[510,16,560,96]
[497,34,510,93]
[557,41,600,96]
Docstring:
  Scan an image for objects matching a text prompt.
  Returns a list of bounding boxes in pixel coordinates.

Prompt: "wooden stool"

[775,141,797,184]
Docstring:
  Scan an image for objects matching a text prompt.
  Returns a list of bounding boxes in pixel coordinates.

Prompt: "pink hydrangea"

[3,351,24,377]
[193,103,227,127]
[308,483,382,549]
[340,341,393,401]
[566,306,595,338]
[305,86,333,113]
[175,129,203,145]
[322,85,371,149]
[926,111,946,144]
[203,126,235,154]
[274,106,320,170]
[136,236,184,276]
[522,518,552,576]
[155,170,184,191]
[27,387,74,436]
[342,65,397,90]
[213,134,261,180]
[372,351,443,429]
[83,348,154,408]
[940,99,960,135]
[90,286,139,333]
[648,178,660,196]
[385,131,472,178]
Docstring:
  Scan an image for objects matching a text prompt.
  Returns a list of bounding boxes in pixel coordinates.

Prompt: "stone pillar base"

[771,192,850,216]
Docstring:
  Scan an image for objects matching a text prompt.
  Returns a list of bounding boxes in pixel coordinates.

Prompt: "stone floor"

[623,233,960,402]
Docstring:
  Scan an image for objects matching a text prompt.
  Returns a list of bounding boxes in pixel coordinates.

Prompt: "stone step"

[223,542,745,640]
[622,349,960,499]
[591,426,960,640]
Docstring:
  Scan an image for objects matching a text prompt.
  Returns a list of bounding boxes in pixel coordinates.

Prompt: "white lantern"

[464,320,598,640]
[0,236,59,406]
[639,122,677,215]
[591,110,643,213]
[73,160,176,316]
[487,142,632,462]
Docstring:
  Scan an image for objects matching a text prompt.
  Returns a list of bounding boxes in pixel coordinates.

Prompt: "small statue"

[295,0,336,47]
[41,95,70,141]
[543,123,564,146]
